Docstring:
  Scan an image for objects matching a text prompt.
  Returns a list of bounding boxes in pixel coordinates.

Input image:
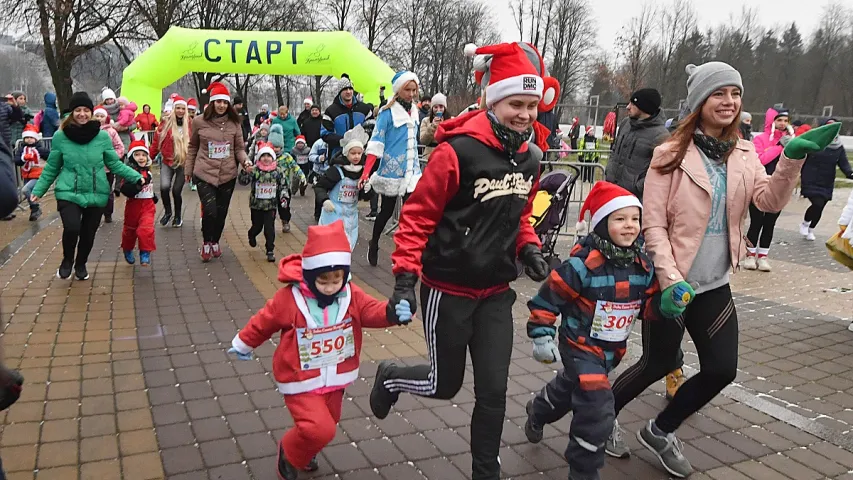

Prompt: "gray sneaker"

[605,419,630,458]
[637,420,693,478]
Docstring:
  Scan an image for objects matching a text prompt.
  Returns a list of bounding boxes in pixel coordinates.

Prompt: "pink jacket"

[116,102,138,130]
[752,108,792,166]
[101,124,125,158]
[642,138,802,289]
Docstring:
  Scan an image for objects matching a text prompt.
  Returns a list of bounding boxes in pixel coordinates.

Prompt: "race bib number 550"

[296,319,355,370]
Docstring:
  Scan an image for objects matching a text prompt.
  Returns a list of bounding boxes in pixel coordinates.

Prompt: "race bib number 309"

[590,300,641,342]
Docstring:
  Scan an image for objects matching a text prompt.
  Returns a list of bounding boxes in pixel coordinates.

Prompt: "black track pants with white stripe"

[611,283,739,433]
[384,284,515,480]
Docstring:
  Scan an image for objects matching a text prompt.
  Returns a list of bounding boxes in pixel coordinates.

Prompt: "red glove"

[362,154,378,182]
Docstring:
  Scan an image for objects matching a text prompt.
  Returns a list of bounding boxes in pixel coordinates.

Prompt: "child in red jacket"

[227,220,412,480]
[118,140,158,266]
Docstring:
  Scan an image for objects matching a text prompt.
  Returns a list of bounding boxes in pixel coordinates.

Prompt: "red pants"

[281,389,344,469]
[121,199,156,252]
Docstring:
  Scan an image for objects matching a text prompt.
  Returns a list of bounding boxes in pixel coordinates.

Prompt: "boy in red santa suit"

[227,220,412,480]
[118,140,158,266]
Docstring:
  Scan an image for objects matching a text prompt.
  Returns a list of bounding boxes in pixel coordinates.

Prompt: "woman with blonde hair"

[151,94,191,227]
[361,70,422,266]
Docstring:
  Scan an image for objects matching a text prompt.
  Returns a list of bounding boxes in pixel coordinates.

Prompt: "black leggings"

[746,203,781,250]
[248,208,276,252]
[371,194,406,244]
[57,200,104,266]
[384,286,516,480]
[195,178,236,243]
[104,173,115,217]
[160,163,185,217]
[804,196,828,229]
[611,284,738,433]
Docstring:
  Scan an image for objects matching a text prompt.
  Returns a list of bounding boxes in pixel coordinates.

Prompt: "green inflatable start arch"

[121,27,395,114]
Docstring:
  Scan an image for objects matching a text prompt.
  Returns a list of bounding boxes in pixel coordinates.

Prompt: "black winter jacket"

[605,111,669,199]
[0,103,23,148]
[801,145,852,200]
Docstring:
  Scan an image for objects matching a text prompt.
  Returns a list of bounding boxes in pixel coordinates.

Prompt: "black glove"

[153,195,159,205]
[0,367,23,411]
[386,272,418,325]
[519,243,550,282]
[113,189,120,197]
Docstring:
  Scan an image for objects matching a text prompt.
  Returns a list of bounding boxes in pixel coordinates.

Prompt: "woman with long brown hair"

[602,62,840,478]
[184,82,252,262]
[151,93,191,227]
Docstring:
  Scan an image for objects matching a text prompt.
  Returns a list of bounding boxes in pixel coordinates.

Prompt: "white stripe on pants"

[384,287,442,394]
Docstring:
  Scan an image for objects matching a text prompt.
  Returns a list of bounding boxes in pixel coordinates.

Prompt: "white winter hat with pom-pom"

[101,87,117,101]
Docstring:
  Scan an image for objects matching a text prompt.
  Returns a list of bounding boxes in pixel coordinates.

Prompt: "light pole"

[588,95,600,128]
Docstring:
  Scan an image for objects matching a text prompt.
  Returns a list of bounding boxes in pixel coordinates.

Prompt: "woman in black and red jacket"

[368,42,556,480]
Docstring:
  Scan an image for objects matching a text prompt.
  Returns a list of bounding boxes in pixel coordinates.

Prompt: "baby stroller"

[518,167,581,277]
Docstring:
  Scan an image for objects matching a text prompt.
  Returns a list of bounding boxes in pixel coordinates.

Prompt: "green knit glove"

[783,122,842,160]
[660,281,695,318]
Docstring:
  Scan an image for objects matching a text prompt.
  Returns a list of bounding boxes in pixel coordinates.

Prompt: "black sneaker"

[299,184,307,196]
[370,360,399,419]
[74,263,89,280]
[56,259,73,279]
[524,399,544,443]
[276,443,298,480]
[28,208,41,222]
[160,212,172,226]
[172,216,182,228]
[367,240,379,267]
[303,456,318,472]
[365,211,378,221]
[266,251,275,263]
[248,233,257,248]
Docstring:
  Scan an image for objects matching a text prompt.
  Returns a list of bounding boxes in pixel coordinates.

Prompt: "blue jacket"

[527,235,664,368]
[321,93,373,157]
[365,102,422,197]
[41,93,60,139]
[309,138,329,175]
[801,145,852,200]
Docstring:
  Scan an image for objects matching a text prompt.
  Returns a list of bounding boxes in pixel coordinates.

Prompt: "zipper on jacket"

[92,168,97,194]
[74,172,78,194]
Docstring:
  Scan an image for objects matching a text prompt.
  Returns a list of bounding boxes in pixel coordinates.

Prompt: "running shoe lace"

[664,433,686,460]
[612,422,623,443]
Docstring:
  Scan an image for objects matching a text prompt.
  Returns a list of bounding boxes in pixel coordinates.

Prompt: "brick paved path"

[0,183,851,479]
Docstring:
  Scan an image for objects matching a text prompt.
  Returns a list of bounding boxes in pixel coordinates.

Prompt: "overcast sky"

[494,0,839,50]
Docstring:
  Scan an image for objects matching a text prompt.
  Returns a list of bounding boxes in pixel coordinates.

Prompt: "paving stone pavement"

[0,184,851,479]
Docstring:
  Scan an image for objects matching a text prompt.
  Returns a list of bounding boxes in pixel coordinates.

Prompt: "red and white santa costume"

[230,220,391,470]
[121,140,157,253]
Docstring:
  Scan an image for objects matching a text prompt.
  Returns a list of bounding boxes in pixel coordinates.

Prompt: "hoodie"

[39,93,60,138]
[229,255,391,395]
[752,108,793,172]
[391,110,545,298]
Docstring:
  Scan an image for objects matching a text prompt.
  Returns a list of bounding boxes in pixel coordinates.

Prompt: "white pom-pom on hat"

[575,220,588,235]
[201,88,208,94]
[542,86,556,106]
[464,43,478,58]
[685,64,697,75]
[472,55,490,73]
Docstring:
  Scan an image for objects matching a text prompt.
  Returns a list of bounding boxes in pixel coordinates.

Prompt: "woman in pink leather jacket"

[604,61,840,479]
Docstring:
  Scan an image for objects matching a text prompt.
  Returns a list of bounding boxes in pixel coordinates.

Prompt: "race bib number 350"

[296,319,355,370]
[208,141,231,159]
[590,300,641,342]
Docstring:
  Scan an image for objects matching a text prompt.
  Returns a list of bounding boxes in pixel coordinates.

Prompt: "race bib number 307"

[590,300,641,342]
[296,319,355,370]
[208,141,231,159]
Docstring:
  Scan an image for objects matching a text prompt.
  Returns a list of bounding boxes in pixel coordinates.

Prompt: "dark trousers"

[371,194,404,245]
[248,208,276,252]
[57,200,104,266]
[611,284,738,433]
[804,196,828,228]
[747,202,781,250]
[195,178,236,243]
[160,163,185,216]
[369,191,379,214]
[529,342,614,478]
[104,173,115,217]
[384,285,516,480]
[278,191,291,223]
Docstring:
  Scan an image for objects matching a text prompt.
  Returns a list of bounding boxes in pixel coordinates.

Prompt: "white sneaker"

[800,222,810,237]
[806,230,816,241]
[848,322,853,333]
[757,257,772,272]
[741,256,758,270]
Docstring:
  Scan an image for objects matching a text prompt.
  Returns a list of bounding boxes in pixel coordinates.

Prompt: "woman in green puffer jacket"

[31,92,144,281]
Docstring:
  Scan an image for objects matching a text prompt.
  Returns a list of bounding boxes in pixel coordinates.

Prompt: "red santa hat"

[171,93,187,108]
[202,82,231,103]
[22,124,41,140]
[301,220,352,271]
[255,141,277,163]
[127,139,149,158]
[93,106,109,119]
[576,181,642,233]
[464,42,542,108]
[187,98,199,111]
[295,135,307,146]
[465,42,560,112]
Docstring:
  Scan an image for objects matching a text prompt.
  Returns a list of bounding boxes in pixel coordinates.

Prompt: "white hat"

[431,93,447,108]
[164,98,174,113]
[101,87,117,101]
[341,124,369,156]
[255,141,276,161]
[93,107,108,118]
[303,98,313,107]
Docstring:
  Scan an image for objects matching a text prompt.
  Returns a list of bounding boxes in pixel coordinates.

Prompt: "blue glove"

[227,347,253,361]
[532,336,561,364]
[394,300,413,325]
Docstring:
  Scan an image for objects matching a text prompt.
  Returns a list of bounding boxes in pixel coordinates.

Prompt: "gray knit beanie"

[685,62,743,112]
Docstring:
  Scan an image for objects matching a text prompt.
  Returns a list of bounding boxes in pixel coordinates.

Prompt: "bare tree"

[548,0,596,106]
[655,0,696,99]
[324,0,356,31]
[358,0,398,53]
[617,2,657,93]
